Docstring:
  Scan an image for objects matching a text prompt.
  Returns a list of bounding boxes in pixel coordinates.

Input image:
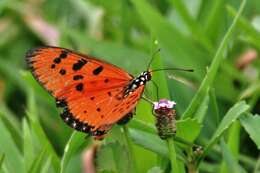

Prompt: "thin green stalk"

[0,153,5,170]
[123,125,138,173]
[209,88,220,125]
[166,138,179,173]
[182,0,247,119]
[174,136,199,148]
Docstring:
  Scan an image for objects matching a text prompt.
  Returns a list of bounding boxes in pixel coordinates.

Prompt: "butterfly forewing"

[26,46,144,136]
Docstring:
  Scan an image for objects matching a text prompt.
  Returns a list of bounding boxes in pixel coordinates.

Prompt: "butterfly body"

[123,71,151,98]
[26,46,152,139]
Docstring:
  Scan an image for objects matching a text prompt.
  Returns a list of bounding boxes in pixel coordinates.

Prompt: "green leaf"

[131,0,207,80]
[130,128,168,156]
[220,139,242,173]
[240,113,260,150]
[182,0,247,119]
[209,88,220,125]
[96,142,130,173]
[0,154,5,170]
[204,0,226,40]
[28,147,47,173]
[0,112,22,153]
[220,121,241,173]
[129,119,157,134]
[40,156,52,173]
[193,93,210,123]
[60,132,91,173]
[23,118,35,172]
[129,128,185,162]
[147,167,163,173]
[0,120,23,173]
[176,118,202,142]
[226,5,260,50]
[26,90,60,172]
[203,101,249,155]
[168,0,213,51]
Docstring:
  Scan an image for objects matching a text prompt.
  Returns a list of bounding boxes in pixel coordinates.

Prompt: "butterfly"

[26,46,153,139]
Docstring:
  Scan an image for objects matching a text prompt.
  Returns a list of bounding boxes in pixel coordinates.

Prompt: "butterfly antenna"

[150,68,194,73]
[147,48,161,71]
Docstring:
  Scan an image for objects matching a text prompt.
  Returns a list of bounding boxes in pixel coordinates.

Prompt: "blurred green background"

[0,0,260,172]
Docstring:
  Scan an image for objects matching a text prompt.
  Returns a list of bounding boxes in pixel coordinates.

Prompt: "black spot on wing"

[59,50,68,59]
[53,57,61,64]
[93,66,103,75]
[73,75,84,80]
[59,69,66,75]
[73,59,87,71]
[76,83,84,91]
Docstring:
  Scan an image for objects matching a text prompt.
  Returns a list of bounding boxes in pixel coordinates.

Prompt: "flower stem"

[123,125,138,173]
[166,138,179,173]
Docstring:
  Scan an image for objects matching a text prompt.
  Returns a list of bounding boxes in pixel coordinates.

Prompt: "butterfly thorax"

[123,71,152,98]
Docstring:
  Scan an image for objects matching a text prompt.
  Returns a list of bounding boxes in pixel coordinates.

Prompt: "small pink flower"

[153,99,176,110]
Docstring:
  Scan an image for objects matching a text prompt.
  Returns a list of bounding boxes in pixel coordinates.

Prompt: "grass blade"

[220,139,242,173]
[0,120,23,173]
[240,113,260,149]
[168,0,213,51]
[0,154,5,170]
[182,0,247,119]
[60,132,91,173]
[28,147,47,173]
[202,101,249,159]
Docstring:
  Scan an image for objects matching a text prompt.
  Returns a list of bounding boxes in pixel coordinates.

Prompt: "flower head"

[153,99,176,110]
[153,99,177,139]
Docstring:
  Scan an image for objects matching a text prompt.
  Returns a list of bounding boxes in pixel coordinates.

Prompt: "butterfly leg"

[116,109,136,125]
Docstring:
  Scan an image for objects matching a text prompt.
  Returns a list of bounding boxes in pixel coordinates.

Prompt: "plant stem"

[166,138,179,173]
[123,125,138,173]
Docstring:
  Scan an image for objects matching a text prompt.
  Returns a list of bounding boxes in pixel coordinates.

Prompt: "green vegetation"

[0,0,260,172]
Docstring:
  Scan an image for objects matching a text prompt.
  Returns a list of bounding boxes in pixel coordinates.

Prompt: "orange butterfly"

[26,46,153,139]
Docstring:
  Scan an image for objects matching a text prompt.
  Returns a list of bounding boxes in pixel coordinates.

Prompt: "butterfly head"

[141,70,152,81]
[132,71,152,87]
